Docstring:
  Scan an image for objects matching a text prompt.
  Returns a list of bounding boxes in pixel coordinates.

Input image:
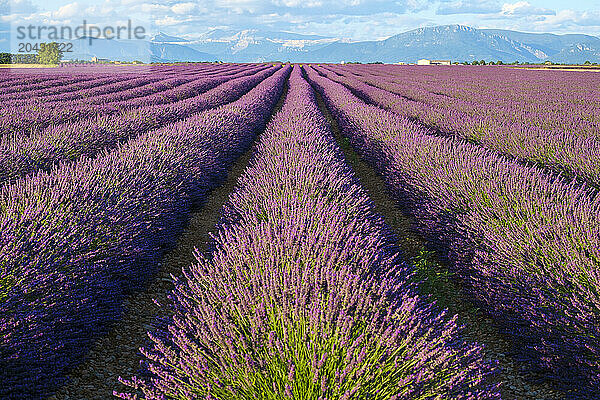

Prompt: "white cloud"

[130,3,171,13]
[274,0,324,7]
[84,4,117,17]
[156,15,189,26]
[501,2,555,16]
[300,12,429,40]
[437,0,502,15]
[1,0,598,43]
[171,2,198,14]
[54,2,83,19]
[0,13,21,22]
[2,0,37,14]
[532,9,600,30]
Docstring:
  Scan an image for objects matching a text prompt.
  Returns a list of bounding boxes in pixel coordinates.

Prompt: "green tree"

[472,60,479,65]
[37,42,63,65]
[0,53,10,64]
[584,60,592,65]
[480,59,486,65]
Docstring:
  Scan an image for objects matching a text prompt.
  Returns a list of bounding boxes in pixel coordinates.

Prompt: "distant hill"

[147,25,600,63]
[480,29,600,64]
[2,25,599,64]
[150,32,190,43]
[304,25,600,63]
[67,37,215,63]
[182,29,339,63]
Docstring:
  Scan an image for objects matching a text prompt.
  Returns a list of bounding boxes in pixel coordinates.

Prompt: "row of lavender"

[0,74,117,96]
[0,64,206,94]
[319,65,600,187]
[304,66,600,397]
[346,64,600,124]
[0,66,177,98]
[0,66,290,399]
[0,64,262,136]
[116,66,499,400]
[0,64,243,106]
[0,65,276,185]
[0,75,158,103]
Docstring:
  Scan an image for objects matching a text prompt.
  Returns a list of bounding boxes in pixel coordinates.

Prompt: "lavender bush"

[0,65,290,399]
[116,66,498,400]
[0,65,277,184]
[321,65,600,186]
[2,64,246,108]
[305,65,600,397]
[0,64,266,137]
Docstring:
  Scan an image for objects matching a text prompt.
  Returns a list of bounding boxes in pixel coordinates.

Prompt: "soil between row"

[311,86,563,400]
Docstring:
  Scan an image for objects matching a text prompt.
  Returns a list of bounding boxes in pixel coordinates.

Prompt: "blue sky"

[1,0,599,40]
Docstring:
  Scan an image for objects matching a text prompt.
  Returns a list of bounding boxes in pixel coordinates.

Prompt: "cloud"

[298,12,430,40]
[465,7,600,36]
[101,0,433,40]
[156,15,188,26]
[0,13,21,23]
[201,0,431,17]
[171,2,198,14]
[2,0,598,43]
[278,0,430,16]
[83,4,118,17]
[274,0,324,7]
[501,2,555,16]
[532,9,600,30]
[131,3,171,13]
[0,0,37,14]
[54,2,84,19]
[437,0,502,15]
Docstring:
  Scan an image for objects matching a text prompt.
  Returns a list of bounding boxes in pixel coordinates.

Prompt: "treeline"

[1,43,63,64]
[0,53,39,64]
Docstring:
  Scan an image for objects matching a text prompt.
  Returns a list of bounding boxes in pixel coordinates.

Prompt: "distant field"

[1,63,598,400]
[508,64,600,71]
[0,63,58,68]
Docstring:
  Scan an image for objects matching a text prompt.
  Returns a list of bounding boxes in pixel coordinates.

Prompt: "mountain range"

[306,25,600,64]
[3,25,599,64]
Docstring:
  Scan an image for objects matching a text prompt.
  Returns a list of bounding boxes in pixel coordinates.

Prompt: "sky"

[1,0,599,41]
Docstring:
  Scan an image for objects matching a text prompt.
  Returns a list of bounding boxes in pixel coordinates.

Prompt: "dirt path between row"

[49,83,289,400]
[49,148,254,400]
[312,88,563,400]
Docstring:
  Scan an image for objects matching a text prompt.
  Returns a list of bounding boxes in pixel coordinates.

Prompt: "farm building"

[417,59,451,65]
[91,56,111,63]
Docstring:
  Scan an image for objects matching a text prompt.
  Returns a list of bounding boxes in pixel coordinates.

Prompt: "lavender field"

[0,63,598,400]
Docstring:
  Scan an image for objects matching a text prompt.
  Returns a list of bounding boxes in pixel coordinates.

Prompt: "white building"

[91,56,110,63]
[418,59,451,65]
